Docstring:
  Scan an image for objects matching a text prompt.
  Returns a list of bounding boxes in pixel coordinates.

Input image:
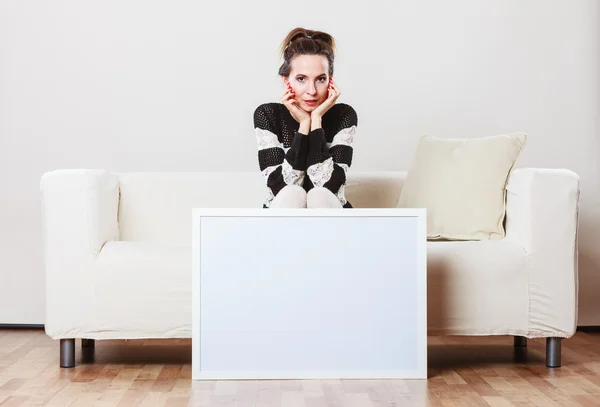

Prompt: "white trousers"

[270,185,342,208]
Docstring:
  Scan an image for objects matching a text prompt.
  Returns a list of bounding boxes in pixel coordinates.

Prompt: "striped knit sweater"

[254,102,358,208]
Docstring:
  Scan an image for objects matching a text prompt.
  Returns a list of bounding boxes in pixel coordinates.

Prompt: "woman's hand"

[311,78,340,120]
[281,83,311,125]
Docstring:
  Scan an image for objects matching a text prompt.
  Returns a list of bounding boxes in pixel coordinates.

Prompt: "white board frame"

[192,208,427,380]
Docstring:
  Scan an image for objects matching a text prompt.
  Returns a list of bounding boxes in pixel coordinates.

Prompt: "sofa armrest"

[505,168,580,338]
[40,169,119,339]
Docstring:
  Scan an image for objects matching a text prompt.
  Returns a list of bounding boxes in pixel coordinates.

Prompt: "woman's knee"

[271,185,307,208]
[307,187,342,208]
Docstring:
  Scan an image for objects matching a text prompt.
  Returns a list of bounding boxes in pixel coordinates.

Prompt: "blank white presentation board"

[192,208,427,380]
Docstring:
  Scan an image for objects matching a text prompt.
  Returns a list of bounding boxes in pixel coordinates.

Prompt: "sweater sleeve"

[306,105,358,201]
[254,104,309,204]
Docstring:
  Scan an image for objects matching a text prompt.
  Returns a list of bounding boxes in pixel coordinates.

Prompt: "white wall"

[1,0,599,325]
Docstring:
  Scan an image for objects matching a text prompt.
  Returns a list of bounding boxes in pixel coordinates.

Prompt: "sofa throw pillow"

[397,133,527,240]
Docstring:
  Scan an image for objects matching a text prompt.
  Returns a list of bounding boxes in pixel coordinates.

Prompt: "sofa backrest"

[116,171,407,244]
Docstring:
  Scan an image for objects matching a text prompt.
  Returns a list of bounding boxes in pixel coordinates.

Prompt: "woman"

[253,27,358,208]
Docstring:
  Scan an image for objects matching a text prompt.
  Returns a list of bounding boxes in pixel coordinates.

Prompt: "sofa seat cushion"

[86,237,530,339]
[427,239,529,335]
[92,241,192,339]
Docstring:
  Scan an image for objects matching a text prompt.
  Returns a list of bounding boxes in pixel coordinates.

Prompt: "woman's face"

[283,54,330,113]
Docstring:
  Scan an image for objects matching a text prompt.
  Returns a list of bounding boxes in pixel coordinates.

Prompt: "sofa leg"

[546,337,562,368]
[82,339,95,348]
[514,336,527,347]
[81,339,95,363]
[60,339,75,368]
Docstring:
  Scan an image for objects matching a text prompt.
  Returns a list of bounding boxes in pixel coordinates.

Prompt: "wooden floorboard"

[1,329,600,406]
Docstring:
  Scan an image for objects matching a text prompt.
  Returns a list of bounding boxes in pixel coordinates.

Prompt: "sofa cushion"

[397,133,527,240]
[92,241,191,338]
[427,239,528,335]
[117,172,406,244]
[117,172,266,245]
[87,238,527,339]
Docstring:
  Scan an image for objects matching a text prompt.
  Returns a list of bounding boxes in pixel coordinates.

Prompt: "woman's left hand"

[311,78,340,119]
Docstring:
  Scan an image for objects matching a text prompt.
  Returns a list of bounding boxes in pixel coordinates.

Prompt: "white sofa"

[40,168,580,368]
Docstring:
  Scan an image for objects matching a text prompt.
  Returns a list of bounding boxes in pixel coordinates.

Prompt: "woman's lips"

[304,100,317,106]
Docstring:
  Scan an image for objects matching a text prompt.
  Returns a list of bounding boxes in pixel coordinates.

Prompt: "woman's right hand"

[281,85,311,125]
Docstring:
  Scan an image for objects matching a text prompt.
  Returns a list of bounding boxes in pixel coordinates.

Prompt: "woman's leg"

[270,185,307,208]
[307,187,343,208]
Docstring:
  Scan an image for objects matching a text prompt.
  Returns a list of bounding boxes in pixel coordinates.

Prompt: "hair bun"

[288,31,307,44]
[311,33,331,44]
[288,31,331,46]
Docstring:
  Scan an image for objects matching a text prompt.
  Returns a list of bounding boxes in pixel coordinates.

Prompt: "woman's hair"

[278,27,336,77]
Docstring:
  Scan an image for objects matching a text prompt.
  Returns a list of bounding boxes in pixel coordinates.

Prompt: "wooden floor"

[1,329,600,406]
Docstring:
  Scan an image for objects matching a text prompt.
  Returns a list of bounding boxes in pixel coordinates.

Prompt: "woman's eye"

[296,77,327,83]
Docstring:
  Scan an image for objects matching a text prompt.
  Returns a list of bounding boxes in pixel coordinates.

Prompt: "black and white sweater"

[254,102,358,208]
